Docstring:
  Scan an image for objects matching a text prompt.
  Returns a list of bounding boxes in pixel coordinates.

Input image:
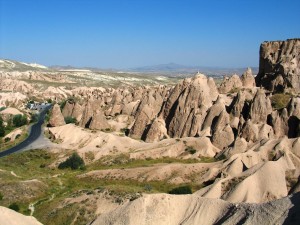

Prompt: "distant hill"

[130,63,258,77]
[0,59,49,72]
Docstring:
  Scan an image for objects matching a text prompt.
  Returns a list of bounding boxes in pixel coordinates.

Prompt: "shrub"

[0,192,3,200]
[64,116,77,124]
[30,113,39,123]
[270,94,291,110]
[185,146,196,154]
[8,202,20,212]
[58,153,85,170]
[4,137,11,142]
[12,114,27,127]
[144,184,152,192]
[15,134,21,139]
[168,186,192,195]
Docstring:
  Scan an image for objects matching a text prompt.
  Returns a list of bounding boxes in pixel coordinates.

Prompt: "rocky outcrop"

[91,193,300,225]
[241,67,256,88]
[249,89,272,124]
[62,101,74,118]
[48,104,65,127]
[162,74,219,138]
[219,74,243,93]
[129,90,164,139]
[0,206,43,225]
[89,109,110,130]
[255,38,300,92]
[211,110,235,149]
[144,118,168,143]
[79,100,94,128]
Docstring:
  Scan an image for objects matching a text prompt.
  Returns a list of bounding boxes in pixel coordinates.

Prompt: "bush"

[58,153,85,170]
[4,137,11,142]
[0,192,3,200]
[15,134,21,139]
[64,116,77,124]
[30,113,39,123]
[8,202,20,212]
[12,114,27,127]
[185,146,196,154]
[168,185,192,195]
[270,94,291,110]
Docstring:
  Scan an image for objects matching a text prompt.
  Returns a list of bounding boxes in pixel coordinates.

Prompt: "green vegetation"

[0,117,5,137]
[88,154,201,171]
[270,93,291,110]
[0,149,217,224]
[30,113,39,123]
[64,116,77,124]
[168,185,192,195]
[0,191,3,200]
[58,153,85,170]
[12,114,28,127]
[8,202,20,212]
[185,146,197,154]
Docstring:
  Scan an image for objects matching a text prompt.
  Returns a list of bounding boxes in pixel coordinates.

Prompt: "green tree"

[12,114,27,127]
[58,153,85,170]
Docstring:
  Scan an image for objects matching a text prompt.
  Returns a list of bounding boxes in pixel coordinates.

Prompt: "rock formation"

[89,109,111,130]
[241,67,256,88]
[48,104,65,127]
[255,38,300,92]
[219,74,243,93]
[92,193,300,225]
[0,206,42,225]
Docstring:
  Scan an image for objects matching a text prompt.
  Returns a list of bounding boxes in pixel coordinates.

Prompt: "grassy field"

[0,149,212,225]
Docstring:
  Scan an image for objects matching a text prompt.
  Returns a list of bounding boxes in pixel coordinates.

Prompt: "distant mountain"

[130,63,258,77]
[0,59,48,71]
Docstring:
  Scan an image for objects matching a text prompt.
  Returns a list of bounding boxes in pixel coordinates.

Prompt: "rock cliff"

[256,38,300,92]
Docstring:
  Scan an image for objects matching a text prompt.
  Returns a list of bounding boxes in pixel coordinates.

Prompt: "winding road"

[0,104,52,158]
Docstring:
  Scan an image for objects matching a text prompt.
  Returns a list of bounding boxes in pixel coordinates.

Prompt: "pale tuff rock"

[71,102,83,122]
[0,206,42,225]
[201,96,225,131]
[287,97,300,119]
[91,193,300,225]
[256,39,300,92]
[79,99,94,128]
[219,74,243,93]
[229,91,246,118]
[268,109,289,138]
[241,67,256,88]
[62,101,74,117]
[240,119,274,142]
[144,118,168,143]
[0,78,35,93]
[48,104,65,127]
[129,90,164,139]
[249,89,272,124]
[211,110,235,150]
[166,75,218,138]
[89,109,110,130]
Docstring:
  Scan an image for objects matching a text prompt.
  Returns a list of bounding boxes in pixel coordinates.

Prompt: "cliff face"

[256,38,300,92]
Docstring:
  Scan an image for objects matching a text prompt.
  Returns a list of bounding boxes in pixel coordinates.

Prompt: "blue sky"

[0,0,299,69]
